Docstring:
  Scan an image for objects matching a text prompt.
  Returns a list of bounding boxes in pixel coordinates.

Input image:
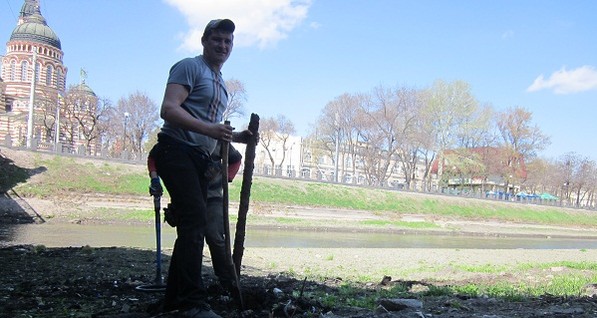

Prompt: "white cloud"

[527,65,597,94]
[164,0,313,52]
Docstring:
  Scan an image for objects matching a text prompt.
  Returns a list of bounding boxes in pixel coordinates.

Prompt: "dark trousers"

[151,142,210,311]
[205,196,236,285]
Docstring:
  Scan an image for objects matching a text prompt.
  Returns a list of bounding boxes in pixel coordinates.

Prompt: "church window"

[35,62,41,82]
[46,65,53,86]
[10,60,16,81]
[21,61,28,81]
[56,69,63,90]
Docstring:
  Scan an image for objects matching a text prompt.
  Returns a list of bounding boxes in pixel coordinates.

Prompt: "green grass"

[230,178,597,227]
[288,260,597,310]
[518,260,597,271]
[7,151,597,228]
[453,263,509,273]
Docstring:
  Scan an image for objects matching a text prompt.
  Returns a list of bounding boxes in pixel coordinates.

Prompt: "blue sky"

[2,0,596,161]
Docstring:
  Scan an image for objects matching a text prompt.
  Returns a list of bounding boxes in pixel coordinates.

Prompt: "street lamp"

[26,47,38,148]
[334,113,340,183]
[54,92,64,152]
[123,112,130,155]
[288,142,295,177]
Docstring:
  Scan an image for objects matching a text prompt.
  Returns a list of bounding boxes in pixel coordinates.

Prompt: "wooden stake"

[221,120,244,309]
[233,113,259,275]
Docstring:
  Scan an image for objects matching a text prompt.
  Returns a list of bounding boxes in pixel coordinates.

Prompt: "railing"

[3,142,595,211]
[252,165,596,211]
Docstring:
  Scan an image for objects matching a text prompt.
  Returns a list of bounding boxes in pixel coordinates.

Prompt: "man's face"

[202,29,234,66]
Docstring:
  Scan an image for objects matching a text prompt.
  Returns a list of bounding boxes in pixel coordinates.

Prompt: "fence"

[3,142,595,211]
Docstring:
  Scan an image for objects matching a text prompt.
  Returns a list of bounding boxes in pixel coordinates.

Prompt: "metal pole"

[135,193,166,292]
[26,47,37,148]
[123,112,130,156]
[334,113,340,182]
[153,195,164,286]
[54,93,62,152]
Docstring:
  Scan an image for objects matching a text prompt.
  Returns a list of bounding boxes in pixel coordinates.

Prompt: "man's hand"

[232,129,256,144]
[149,177,163,197]
[205,122,234,141]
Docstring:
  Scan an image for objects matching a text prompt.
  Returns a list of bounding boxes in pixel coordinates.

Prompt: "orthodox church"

[0,0,96,152]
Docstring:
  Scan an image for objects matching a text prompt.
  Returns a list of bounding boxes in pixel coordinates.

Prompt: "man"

[148,142,243,292]
[150,19,248,318]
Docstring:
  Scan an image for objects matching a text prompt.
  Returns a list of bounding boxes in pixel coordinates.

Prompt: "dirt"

[2,244,597,318]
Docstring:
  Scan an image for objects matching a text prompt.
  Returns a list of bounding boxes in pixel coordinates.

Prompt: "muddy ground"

[2,243,597,318]
[3,196,597,318]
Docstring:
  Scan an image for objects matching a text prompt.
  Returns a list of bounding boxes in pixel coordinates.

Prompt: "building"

[247,131,437,190]
[430,147,527,195]
[0,0,96,153]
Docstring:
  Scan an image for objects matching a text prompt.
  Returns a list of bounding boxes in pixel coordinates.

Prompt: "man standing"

[150,19,240,318]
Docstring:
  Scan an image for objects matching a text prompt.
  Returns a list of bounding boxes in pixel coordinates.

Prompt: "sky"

[1,0,596,161]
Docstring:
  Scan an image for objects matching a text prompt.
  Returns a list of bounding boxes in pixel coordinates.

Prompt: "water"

[2,222,597,250]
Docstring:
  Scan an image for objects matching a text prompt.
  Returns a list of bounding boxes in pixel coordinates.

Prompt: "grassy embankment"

[8,152,597,230]
[4,150,597,305]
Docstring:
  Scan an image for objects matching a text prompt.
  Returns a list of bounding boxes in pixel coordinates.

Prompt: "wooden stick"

[220,120,244,309]
[233,113,259,275]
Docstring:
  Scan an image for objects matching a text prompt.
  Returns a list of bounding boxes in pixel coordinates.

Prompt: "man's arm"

[160,83,233,141]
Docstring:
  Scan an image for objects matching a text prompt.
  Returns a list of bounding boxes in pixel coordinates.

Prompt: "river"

[2,222,597,250]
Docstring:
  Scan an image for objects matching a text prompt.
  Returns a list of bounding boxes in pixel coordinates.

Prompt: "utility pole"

[123,112,130,156]
[55,92,64,152]
[26,47,37,148]
[334,113,340,183]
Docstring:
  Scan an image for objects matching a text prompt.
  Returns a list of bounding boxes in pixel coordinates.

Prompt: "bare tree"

[557,153,596,207]
[356,86,401,186]
[312,92,366,183]
[522,157,553,194]
[223,78,247,121]
[258,117,278,172]
[60,85,111,154]
[258,114,296,175]
[274,114,296,168]
[423,80,479,179]
[37,88,60,143]
[497,107,550,159]
[113,91,160,158]
[455,103,496,149]
[426,80,479,150]
[391,87,424,190]
[495,107,550,193]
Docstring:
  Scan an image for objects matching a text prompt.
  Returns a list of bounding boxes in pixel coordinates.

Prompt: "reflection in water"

[1,222,597,250]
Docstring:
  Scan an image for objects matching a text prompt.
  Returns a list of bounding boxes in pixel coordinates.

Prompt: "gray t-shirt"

[159,55,228,155]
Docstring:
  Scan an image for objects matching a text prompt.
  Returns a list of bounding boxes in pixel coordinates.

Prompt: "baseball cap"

[203,19,235,36]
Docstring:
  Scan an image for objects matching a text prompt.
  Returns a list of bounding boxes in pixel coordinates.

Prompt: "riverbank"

[5,190,597,241]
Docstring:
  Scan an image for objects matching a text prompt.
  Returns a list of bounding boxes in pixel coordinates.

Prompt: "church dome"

[10,13,61,49]
[74,82,97,97]
[9,0,61,49]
